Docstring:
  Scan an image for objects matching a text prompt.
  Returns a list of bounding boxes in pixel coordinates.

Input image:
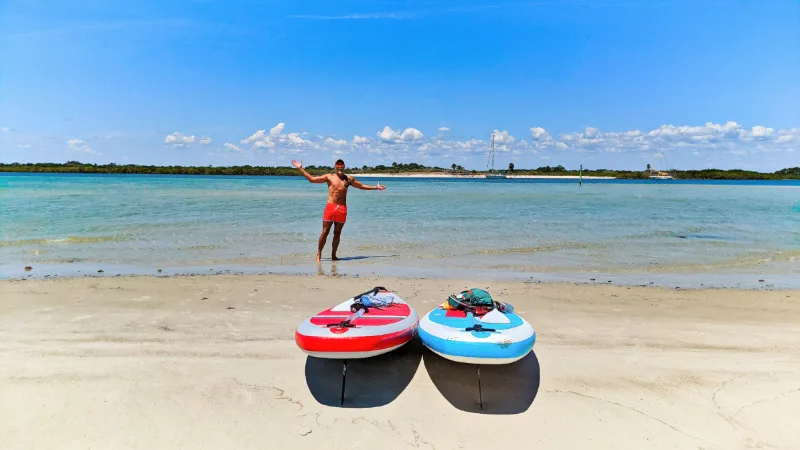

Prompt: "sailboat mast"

[491,134,495,173]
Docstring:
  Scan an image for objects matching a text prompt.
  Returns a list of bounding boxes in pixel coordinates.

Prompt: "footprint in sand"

[131,296,152,301]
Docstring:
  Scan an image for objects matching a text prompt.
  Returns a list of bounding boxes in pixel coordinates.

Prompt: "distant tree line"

[1,161,798,180]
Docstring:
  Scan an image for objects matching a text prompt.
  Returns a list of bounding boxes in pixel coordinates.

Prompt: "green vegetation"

[1,161,799,180]
[511,165,800,180]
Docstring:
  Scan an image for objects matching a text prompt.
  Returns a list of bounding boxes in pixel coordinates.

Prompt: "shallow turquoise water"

[1,173,798,288]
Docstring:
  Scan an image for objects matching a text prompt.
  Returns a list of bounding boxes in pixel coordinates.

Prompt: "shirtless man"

[291,159,385,261]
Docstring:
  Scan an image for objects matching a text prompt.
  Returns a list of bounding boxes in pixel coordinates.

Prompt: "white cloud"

[402,127,424,141]
[224,121,798,166]
[241,130,273,149]
[530,127,550,141]
[66,139,101,155]
[491,129,516,145]
[163,132,212,148]
[165,132,197,147]
[647,121,742,139]
[240,122,321,153]
[17,143,31,149]
[527,121,799,156]
[270,123,285,137]
[289,4,517,21]
[223,143,243,152]
[481,130,518,154]
[90,133,121,140]
[377,126,425,143]
[286,132,316,148]
[325,137,347,147]
[290,12,412,20]
[750,125,774,139]
[377,126,401,142]
[437,126,451,132]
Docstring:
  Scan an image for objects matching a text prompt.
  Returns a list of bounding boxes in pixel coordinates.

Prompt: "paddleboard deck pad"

[295,288,419,359]
[418,306,535,364]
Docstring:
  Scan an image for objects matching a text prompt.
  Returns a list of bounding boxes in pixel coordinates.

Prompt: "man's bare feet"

[331,255,340,261]
[316,252,322,262]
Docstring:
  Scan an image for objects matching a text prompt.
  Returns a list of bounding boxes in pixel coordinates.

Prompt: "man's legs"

[331,222,345,261]
[317,221,333,261]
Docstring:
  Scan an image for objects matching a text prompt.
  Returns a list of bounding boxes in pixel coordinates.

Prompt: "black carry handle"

[465,324,496,332]
[327,321,357,328]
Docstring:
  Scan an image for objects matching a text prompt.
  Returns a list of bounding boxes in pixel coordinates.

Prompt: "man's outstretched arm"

[291,160,328,183]
[350,178,386,190]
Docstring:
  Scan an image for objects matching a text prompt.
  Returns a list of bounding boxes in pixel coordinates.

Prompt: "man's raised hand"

[291,160,302,169]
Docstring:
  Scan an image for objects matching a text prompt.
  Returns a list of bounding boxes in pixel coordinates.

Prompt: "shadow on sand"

[321,255,399,261]
[423,348,540,414]
[304,337,423,408]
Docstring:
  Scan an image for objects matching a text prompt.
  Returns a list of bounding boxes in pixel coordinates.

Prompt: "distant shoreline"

[5,171,800,182]
[354,173,617,179]
[2,162,799,180]
[0,170,617,180]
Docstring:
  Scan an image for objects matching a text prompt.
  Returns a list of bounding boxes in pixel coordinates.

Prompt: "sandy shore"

[354,172,616,179]
[2,274,798,449]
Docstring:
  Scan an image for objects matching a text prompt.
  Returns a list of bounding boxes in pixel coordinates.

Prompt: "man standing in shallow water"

[291,159,385,261]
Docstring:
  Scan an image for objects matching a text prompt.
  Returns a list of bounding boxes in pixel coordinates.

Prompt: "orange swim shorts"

[323,202,347,223]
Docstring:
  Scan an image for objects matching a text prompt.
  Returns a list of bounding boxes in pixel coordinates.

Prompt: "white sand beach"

[354,173,617,179]
[2,273,798,449]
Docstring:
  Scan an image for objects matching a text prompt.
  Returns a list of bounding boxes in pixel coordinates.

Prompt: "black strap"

[327,320,357,328]
[465,324,496,332]
[348,286,386,313]
[350,286,385,300]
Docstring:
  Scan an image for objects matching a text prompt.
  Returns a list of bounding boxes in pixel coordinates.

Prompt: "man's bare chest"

[329,179,349,194]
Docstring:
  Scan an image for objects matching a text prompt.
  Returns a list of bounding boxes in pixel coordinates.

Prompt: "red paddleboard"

[295,288,419,359]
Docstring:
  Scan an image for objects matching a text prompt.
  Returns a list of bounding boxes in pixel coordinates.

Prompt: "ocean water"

[2,173,798,288]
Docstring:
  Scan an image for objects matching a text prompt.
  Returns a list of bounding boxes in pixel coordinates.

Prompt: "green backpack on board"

[447,288,495,309]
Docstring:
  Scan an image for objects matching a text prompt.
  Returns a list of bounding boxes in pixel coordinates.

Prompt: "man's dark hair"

[335,159,345,166]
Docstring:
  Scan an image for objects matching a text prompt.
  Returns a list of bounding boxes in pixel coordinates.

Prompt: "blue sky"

[1,0,798,171]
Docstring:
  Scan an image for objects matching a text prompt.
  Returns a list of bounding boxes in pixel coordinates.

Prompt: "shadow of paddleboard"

[304,336,423,408]
[423,348,540,414]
